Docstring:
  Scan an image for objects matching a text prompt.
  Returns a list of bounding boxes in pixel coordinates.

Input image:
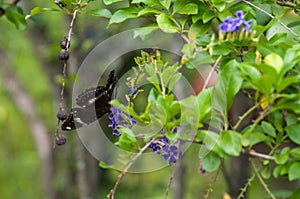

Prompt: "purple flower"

[130,88,138,95]
[219,10,252,33]
[199,167,207,176]
[108,106,137,136]
[162,144,182,164]
[236,10,244,19]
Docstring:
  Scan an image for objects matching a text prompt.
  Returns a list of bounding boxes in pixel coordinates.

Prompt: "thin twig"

[243,149,275,161]
[164,165,176,199]
[233,103,260,131]
[109,138,157,199]
[180,33,190,43]
[202,55,222,90]
[241,0,299,38]
[250,159,277,199]
[59,8,80,108]
[276,0,297,8]
[237,173,256,199]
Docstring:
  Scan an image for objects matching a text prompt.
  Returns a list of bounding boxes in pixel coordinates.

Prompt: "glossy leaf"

[5,6,27,30]
[286,124,300,144]
[25,7,60,19]
[85,8,112,18]
[133,25,159,40]
[264,53,283,73]
[261,121,276,138]
[177,3,198,15]
[109,8,138,25]
[202,152,221,172]
[289,162,300,181]
[103,0,123,5]
[156,13,178,33]
[274,147,290,165]
[241,132,267,147]
[219,130,242,156]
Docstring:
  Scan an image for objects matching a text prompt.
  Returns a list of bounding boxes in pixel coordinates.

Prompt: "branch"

[243,149,275,161]
[59,6,80,109]
[202,55,222,90]
[276,0,297,8]
[242,0,299,38]
[108,138,157,199]
[250,159,276,199]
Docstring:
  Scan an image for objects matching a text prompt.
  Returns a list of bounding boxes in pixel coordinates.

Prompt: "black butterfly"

[61,70,117,131]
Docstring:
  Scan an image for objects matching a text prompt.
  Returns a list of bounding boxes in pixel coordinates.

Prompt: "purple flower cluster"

[219,11,252,33]
[108,106,137,136]
[148,129,182,164]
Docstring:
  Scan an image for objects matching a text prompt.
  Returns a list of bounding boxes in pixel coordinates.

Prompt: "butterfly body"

[61,70,117,131]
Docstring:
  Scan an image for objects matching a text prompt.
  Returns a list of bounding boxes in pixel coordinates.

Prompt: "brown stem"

[109,138,157,199]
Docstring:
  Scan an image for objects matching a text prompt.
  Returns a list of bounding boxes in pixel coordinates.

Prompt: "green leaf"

[273,165,289,178]
[180,96,200,126]
[286,113,298,126]
[261,164,271,179]
[177,3,198,15]
[241,132,267,147]
[291,147,300,159]
[103,0,123,5]
[188,23,210,40]
[115,132,137,151]
[85,8,112,18]
[160,0,171,10]
[185,51,213,68]
[289,162,300,181]
[173,0,185,14]
[219,60,243,110]
[219,130,242,156]
[264,53,283,73]
[109,8,138,25]
[137,7,161,16]
[202,10,215,23]
[156,13,178,33]
[25,7,60,19]
[118,128,136,141]
[167,73,181,92]
[202,152,221,172]
[99,161,119,171]
[286,124,300,144]
[133,25,159,40]
[261,121,276,138]
[238,63,261,84]
[276,76,297,93]
[5,6,27,30]
[132,0,162,7]
[181,43,195,58]
[197,88,212,121]
[274,147,290,165]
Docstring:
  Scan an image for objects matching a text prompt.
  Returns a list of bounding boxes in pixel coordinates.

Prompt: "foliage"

[2,0,300,198]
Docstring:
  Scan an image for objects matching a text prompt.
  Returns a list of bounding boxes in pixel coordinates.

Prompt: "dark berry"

[57,107,68,121]
[55,133,67,145]
[58,49,69,61]
[60,37,70,49]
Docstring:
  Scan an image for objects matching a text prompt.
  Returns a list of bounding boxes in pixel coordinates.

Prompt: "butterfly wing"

[61,107,110,131]
[61,70,118,131]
